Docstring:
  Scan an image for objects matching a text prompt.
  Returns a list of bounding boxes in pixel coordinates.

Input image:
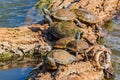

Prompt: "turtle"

[43,8,82,27]
[48,21,82,39]
[71,8,99,24]
[66,31,89,60]
[45,49,77,70]
[54,37,75,49]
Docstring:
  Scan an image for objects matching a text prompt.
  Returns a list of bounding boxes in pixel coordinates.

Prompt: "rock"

[27,0,119,80]
[27,61,104,80]
[49,0,120,26]
[0,24,51,69]
[0,24,50,55]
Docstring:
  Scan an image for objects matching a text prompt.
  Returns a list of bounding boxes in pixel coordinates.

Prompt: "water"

[0,0,38,80]
[0,0,39,27]
[112,51,120,80]
[0,67,33,80]
[106,16,120,80]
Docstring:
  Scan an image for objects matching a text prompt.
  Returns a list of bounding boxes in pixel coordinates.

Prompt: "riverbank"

[0,24,49,70]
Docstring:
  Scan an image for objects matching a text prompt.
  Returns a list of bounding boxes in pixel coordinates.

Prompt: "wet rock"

[0,24,51,69]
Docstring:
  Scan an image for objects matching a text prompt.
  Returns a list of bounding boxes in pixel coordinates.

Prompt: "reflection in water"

[107,16,120,51]
[106,15,120,80]
[112,51,120,80]
[24,6,44,25]
[0,0,38,27]
[102,14,120,80]
[0,67,33,80]
[0,0,38,80]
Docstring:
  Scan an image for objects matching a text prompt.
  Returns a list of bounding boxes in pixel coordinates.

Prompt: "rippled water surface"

[0,67,33,80]
[0,0,37,80]
[0,0,38,27]
[106,16,120,80]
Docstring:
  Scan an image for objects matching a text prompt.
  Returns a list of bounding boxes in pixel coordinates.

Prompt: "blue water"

[0,67,33,80]
[108,16,120,80]
[0,0,37,80]
[0,0,38,27]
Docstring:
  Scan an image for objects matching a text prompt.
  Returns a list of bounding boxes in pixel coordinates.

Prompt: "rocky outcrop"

[47,0,120,25]
[28,61,104,80]
[0,24,50,69]
[26,0,119,80]
[0,24,50,54]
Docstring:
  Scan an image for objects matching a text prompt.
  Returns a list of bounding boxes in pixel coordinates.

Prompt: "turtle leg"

[84,51,88,61]
[47,56,56,67]
[75,52,80,61]
[42,8,53,24]
[76,52,78,57]
[45,15,53,24]
[42,8,51,16]
[74,19,82,27]
[54,65,63,78]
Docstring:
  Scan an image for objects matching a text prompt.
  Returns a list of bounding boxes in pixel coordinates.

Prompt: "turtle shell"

[46,49,77,69]
[52,9,77,21]
[54,37,75,49]
[48,21,81,39]
[66,40,89,52]
[72,9,98,24]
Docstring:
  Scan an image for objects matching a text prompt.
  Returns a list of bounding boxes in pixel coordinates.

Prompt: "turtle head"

[42,8,51,15]
[75,31,83,40]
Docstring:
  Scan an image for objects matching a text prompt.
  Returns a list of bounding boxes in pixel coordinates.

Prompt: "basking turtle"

[54,37,75,49]
[48,21,81,39]
[66,31,89,59]
[71,8,98,24]
[45,49,77,69]
[43,8,82,27]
